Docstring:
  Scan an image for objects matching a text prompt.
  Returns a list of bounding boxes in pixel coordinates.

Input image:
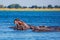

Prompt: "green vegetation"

[0,5,4,8]
[7,4,21,8]
[54,5,60,8]
[0,4,60,8]
[48,5,53,8]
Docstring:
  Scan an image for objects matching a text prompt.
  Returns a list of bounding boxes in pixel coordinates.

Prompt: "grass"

[0,8,60,11]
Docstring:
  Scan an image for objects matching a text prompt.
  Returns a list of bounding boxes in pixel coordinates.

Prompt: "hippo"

[9,18,60,32]
[14,18,30,30]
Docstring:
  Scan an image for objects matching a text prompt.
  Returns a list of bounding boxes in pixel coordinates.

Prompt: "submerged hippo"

[9,19,60,32]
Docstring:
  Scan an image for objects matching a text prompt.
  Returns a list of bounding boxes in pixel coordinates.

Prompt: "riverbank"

[0,8,60,11]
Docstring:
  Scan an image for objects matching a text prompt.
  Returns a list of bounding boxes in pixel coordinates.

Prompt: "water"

[0,11,60,40]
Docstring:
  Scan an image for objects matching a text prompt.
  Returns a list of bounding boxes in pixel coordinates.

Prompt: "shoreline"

[0,8,60,11]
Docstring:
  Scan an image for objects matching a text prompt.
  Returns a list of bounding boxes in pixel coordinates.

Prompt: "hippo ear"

[14,18,20,21]
[14,19,19,23]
